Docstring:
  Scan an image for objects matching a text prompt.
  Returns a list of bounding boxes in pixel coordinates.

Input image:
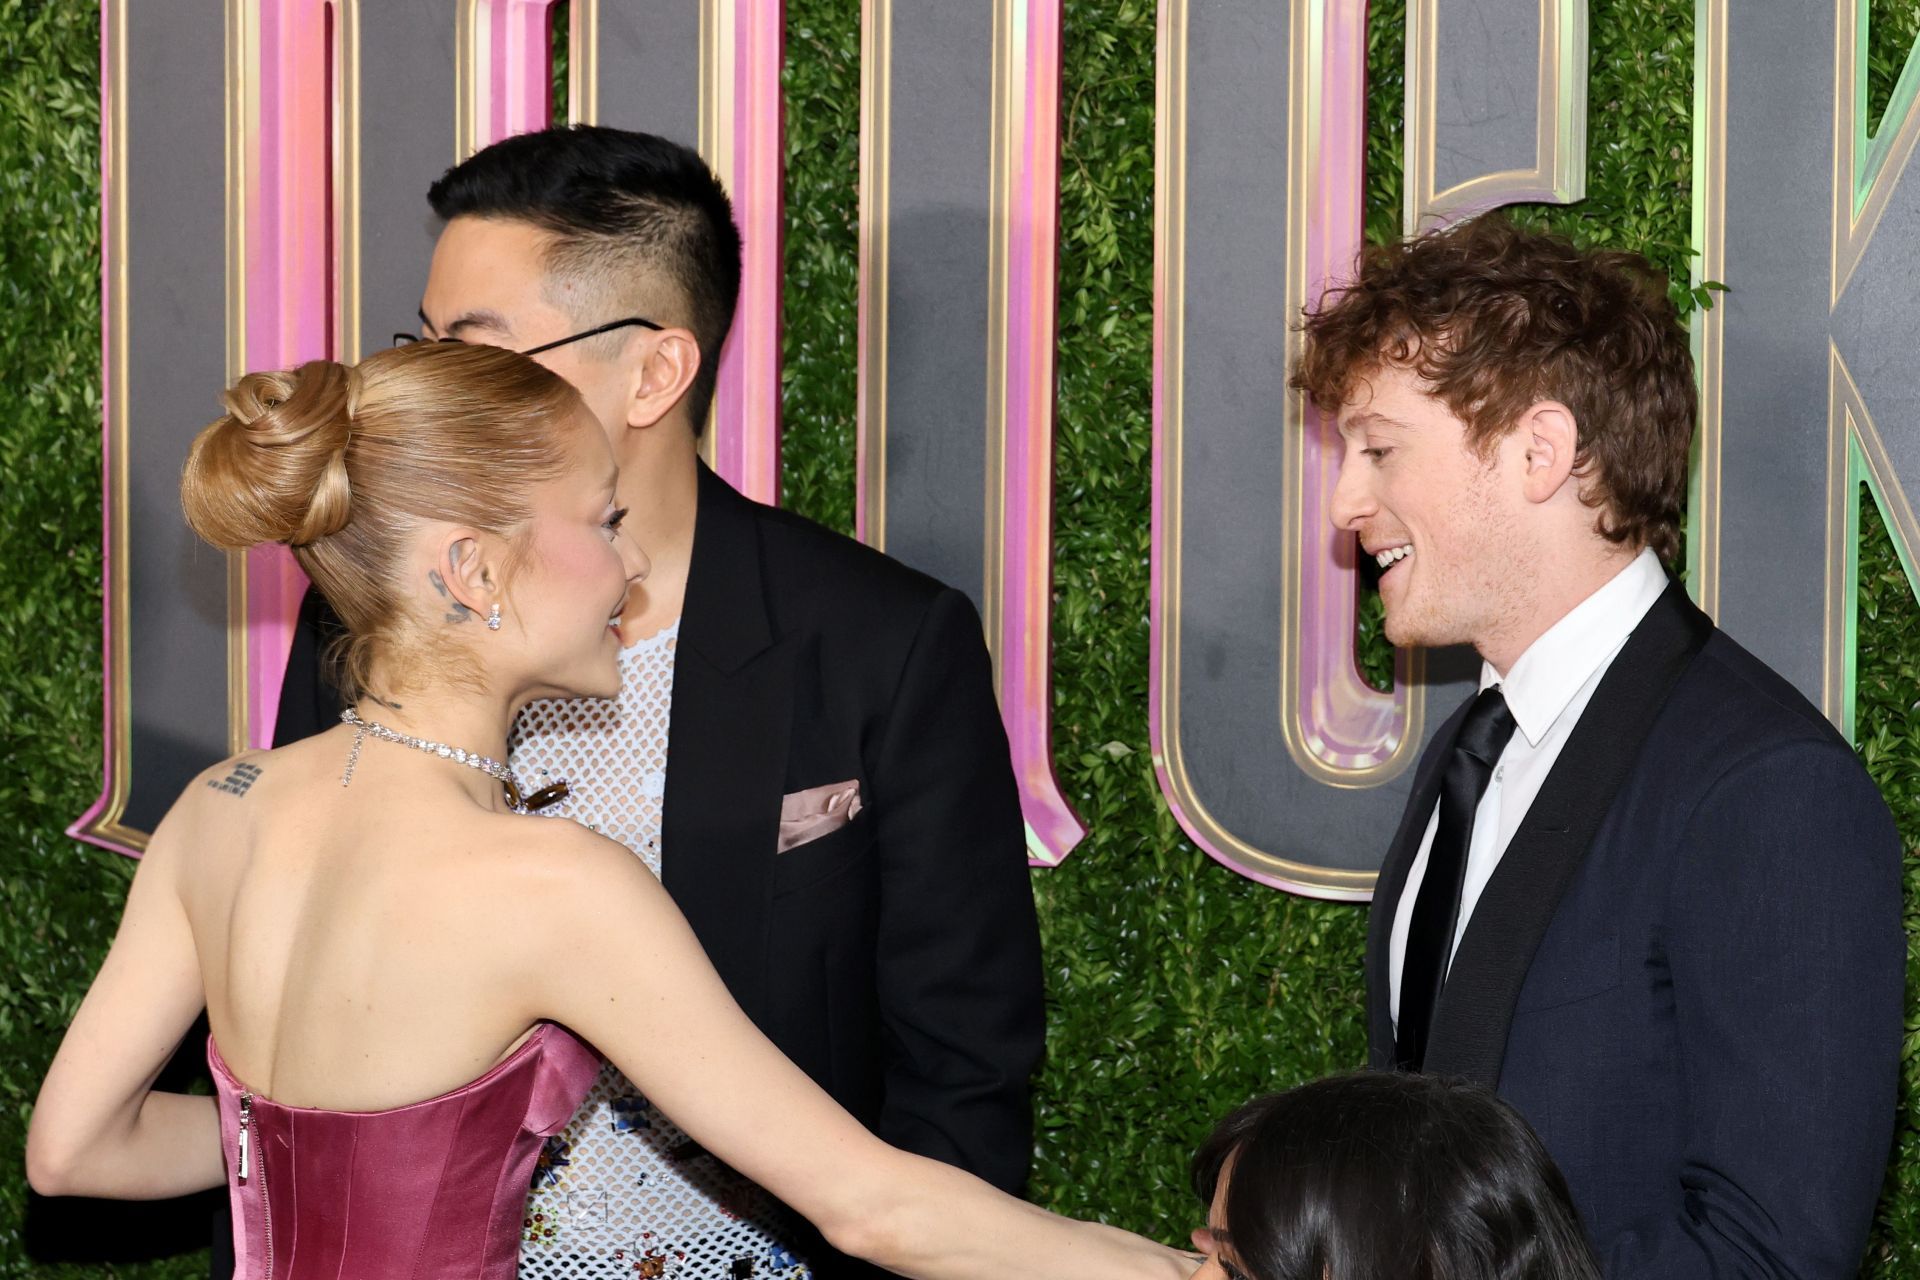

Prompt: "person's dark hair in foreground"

[1192,1072,1600,1280]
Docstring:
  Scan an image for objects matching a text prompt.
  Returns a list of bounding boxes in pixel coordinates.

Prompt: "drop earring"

[486,604,502,631]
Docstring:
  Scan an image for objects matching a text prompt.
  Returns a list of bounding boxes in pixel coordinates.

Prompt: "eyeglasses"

[393,315,664,356]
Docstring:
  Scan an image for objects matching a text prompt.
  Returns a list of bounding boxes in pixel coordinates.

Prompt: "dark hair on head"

[427,125,742,433]
[1291,212,1695,565]
[1191,1072,1601,1280]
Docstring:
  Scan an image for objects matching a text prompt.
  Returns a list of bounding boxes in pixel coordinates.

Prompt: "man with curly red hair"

[1302,214,1902,1277]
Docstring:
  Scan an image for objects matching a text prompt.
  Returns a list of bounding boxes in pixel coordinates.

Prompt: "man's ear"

[1518,400,1581,505]
[626,327,702,430]
[426,529,496,625]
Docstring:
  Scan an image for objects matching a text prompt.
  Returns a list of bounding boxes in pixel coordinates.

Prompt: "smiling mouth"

[1373,544,1412,571]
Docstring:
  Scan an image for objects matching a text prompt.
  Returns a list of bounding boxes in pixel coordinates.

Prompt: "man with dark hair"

[270,126,1043,1280]
[1302,214,1903,1277]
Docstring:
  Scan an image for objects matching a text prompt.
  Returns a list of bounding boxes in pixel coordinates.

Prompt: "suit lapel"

[1422,580,1712,1083]
[661,465,794,1025]
[1366,695,1472,1068]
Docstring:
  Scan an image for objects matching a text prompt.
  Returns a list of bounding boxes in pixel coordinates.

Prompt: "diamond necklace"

[339,707,569,813]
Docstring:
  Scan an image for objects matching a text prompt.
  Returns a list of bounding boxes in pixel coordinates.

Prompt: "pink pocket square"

[778,780,863,853]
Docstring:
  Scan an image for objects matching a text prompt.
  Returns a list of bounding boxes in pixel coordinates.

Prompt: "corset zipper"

[236,1093,251,1181]
[237,1092,275,1278]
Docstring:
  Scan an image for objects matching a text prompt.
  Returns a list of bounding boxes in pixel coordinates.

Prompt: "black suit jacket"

[271,464,1044,1276]
[1366,582,1904,1278]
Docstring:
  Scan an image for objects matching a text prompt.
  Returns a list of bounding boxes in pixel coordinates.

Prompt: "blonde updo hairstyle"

[181,342,587,701]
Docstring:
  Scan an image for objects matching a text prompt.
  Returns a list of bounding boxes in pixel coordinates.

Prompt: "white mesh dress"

[510,619,812,1280]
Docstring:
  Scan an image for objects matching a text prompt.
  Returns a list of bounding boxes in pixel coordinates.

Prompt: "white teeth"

[1374,545,1412,569]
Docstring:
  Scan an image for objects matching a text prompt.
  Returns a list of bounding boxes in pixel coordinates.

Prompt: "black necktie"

[1396,686,1518,1071]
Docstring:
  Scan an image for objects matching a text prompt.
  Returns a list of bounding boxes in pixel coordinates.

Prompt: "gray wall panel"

[1713,5,1834,695]
[356,0,457,356]
[594,2,700,145]
[1172,0,1477,877]
[1433,0,1543,192]
[123,2,232,830]
[875,0,995,605]
[1834,166,1920,489]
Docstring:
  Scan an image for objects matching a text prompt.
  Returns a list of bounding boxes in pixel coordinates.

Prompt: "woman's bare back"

[43,726,1194,1280]
[174,726,576,1110]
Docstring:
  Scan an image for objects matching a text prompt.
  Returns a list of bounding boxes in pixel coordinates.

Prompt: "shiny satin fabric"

[209,1023,602,1279]
[776,779,863,854]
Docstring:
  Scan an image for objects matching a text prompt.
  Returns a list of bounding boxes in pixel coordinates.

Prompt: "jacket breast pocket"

[772,812,876,898]
[1512,934,1622,1015]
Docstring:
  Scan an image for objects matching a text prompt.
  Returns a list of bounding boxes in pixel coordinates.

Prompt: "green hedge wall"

[1,1,141,1275]
[4,0,1920,1274]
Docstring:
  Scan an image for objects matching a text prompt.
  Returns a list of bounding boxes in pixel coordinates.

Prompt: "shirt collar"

[1479,547,1670,748]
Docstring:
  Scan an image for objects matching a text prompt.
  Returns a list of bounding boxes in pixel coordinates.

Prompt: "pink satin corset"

[208,1023,602,1280]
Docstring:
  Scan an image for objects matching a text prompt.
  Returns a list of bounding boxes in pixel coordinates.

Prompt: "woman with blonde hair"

[28,341,1193,1280]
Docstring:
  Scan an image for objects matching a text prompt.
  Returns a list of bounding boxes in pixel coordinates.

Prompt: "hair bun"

[182,359,358,549]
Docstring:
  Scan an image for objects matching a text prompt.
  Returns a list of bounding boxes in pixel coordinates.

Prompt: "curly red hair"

[1292,214,1695,564]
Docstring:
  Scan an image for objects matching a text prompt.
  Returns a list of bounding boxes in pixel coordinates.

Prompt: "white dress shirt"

[1388,547,1670,1027]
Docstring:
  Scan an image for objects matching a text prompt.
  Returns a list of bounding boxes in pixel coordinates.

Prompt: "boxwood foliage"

[6,0,1920,1275]
[1871,0,1920,136]
[780,0,861,535]
[1857,491,1920,1276]
[1,1,219,1276]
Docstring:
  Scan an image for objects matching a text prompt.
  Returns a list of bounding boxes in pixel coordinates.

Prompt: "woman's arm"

[27,801,222,1199]
[512,826,1193,1280]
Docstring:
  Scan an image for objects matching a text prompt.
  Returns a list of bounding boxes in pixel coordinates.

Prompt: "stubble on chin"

[1382,607,1443,651]
[1380,584,1480,653]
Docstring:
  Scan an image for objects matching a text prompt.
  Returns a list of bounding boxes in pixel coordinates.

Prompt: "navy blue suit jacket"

[1367,582,1904,1278]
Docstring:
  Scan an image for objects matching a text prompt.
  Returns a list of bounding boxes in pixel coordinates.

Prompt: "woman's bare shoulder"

[148,747,281,842]
[172,732,346,814]
[460,817,671,975]
[443,813,658,905]
[487,816,657,890]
